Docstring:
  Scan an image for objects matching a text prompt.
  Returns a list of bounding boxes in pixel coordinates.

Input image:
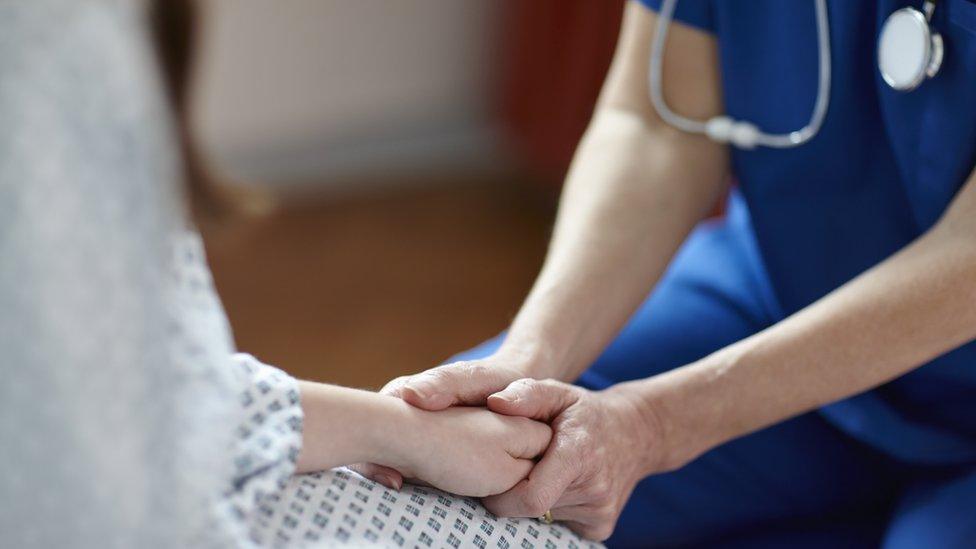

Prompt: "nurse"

[358,1,976,546]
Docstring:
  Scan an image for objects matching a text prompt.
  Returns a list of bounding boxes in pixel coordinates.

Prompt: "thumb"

[482,445,576,518]
[487,379,579,421]
[400,361,520,411]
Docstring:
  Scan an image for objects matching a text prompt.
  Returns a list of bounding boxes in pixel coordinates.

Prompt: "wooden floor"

[201,178,555,390]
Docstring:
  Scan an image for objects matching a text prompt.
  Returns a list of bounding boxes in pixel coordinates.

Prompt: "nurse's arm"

[633,172,976,470]
[498,3,729,381]
[389,3,729,410]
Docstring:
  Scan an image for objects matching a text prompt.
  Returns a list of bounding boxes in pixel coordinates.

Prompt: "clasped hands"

[354,354,670,541]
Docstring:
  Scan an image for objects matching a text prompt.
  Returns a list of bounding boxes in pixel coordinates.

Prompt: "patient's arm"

[295,379,552,497]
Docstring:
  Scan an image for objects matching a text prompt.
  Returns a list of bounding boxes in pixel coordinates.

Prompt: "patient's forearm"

[295,381,410,474]
[295,381,553,497]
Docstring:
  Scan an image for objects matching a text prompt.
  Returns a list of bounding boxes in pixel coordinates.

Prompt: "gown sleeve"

[224,353,305,526]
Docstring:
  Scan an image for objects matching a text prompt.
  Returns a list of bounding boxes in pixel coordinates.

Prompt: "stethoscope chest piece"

[878,2,943,91]
[650,0,946,149]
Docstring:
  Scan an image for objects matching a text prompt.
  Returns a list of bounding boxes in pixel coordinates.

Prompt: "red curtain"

[496,0,625,185]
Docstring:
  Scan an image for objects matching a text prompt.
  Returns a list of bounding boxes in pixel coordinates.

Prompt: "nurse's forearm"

[500,110,727,382]
[493,5,728,382]
[637,177,976,469]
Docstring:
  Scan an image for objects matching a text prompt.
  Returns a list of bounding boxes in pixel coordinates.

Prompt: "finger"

[348,462,403,490]
[378,376,410,398]
[505,418,553,459]
[487,379,580,421]
[544,484,591,507]
[401,477,433,489]
[482,444,578,518]
[507,458,536,490]
[400,362,518,411]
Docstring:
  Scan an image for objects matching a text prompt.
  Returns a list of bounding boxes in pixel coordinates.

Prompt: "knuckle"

[540,378,579,398]
[419,366,456,388]
[426,366,452,381]
[572,429,596,452]
[511,377,537,392]
[595,503,617,522]
[441,361,488,384]
[587,477,610,500]
[538,378,563,390]
[466,361,490,378]
[551,440,586,476]
[572,429,590,448]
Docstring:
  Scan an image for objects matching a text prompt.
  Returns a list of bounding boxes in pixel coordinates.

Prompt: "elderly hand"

[481,378,673,541]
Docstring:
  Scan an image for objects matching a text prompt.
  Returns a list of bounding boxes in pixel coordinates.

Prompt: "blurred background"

[193,0,625,389]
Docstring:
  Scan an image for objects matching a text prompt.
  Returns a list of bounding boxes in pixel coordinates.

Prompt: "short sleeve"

[637,0,715,33]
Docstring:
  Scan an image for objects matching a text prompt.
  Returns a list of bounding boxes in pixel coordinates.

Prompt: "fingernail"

[376,474,401,491]
[492,392,512,402]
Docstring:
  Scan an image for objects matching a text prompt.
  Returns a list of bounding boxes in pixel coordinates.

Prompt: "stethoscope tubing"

[648,0,832,149]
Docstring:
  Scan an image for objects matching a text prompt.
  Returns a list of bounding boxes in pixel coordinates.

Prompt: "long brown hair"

[147,0,209,216]
[149,0,276,222]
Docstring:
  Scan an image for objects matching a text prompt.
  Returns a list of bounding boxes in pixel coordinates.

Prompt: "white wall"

[193,0,503,185]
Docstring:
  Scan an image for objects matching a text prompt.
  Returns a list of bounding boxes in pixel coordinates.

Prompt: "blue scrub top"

[640,0,976,464]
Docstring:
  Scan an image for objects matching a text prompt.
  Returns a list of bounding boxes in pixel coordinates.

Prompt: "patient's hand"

[384,404,552,498]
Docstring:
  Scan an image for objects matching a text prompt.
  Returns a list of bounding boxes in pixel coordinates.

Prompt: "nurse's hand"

[382,356,532,410]
[349,352,537,488]
[482,379,669,541]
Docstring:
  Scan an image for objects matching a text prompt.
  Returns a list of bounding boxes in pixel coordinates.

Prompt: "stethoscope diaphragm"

[878,1,944,91]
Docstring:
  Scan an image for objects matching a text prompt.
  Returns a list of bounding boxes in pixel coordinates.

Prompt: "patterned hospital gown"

[0,1,602,547]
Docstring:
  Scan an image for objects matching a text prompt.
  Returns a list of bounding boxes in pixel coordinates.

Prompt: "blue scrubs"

[454,1,976,546]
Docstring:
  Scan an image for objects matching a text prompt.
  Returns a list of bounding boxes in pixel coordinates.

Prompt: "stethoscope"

[648,0,945,149]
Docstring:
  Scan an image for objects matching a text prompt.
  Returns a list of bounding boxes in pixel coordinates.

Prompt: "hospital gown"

[0,1,601,547]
